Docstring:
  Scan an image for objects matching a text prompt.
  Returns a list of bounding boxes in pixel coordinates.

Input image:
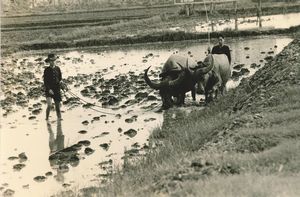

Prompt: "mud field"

[0,35,293,197]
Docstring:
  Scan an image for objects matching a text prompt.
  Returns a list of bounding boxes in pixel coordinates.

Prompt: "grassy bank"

[60,39,300,196]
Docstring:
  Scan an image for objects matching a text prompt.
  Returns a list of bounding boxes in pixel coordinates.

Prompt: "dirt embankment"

[73,39,300,196]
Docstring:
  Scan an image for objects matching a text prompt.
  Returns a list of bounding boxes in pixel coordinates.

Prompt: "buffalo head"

[144,55,213,110]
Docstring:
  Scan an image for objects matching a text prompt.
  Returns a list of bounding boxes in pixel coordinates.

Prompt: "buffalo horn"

[144,66,161,90]
[144,63,187,89]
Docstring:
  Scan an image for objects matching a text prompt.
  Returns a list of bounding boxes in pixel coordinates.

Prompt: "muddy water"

[0,35,293,197]
[192,12,300,32]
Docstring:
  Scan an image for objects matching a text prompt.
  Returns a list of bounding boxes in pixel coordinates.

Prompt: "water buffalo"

[144,54,213,110]
[197,54,231,102]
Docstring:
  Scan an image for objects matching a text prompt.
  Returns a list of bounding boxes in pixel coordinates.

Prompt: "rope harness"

[64,89,117,115]
[61,86,159,115]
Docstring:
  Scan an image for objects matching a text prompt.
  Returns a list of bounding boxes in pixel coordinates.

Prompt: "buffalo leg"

[205,89,214,103]
[180,94,186,105]
[174,94,185,106]
[214,88,219,100]
[160,90,173,110]
[220,84,227,96]
[191,87,196,101]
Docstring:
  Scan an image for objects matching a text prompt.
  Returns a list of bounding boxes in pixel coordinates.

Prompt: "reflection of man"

[211,35,231,64]
[47,120,65,183]
[47,120,64,154]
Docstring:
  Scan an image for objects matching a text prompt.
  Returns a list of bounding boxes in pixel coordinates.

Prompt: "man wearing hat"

[43,53,64,120]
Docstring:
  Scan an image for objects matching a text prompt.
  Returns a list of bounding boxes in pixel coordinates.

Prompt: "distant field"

[2,2,299,32]
[1,1,300,55]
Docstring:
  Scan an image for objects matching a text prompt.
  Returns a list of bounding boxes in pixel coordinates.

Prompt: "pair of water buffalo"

[144,54,231,110]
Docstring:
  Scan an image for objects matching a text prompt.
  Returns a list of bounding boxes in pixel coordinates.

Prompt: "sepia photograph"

[1,0,300,196]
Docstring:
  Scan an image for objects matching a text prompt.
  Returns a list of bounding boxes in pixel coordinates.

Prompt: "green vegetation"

[61,39,300,196]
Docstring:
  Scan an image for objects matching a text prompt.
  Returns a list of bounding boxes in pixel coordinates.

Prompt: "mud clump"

[33,176,47,182]
[100,132,109,136]
[78,130,88,134]
[135,92,148,99]
[232,68,250,80]
[32,108,42,115]
[49,142,84,167]
[13,163,26,171]
[241,68,250,75]
[3,189,15,197]
[250,63,260,69]
[45,171,53,176]
[233,64,245,70]
[78,140,91,146]
[264,56,274,61]
[131,142,140,148]
[84,147,95,155]
[144,117,156,122]
[28,116,36,120]
[115,114,121,119]
[125,115,138,123]
[18,152,28,162]
[99,143,110,151]
[124,148,139,156]
[62,183,71,188]
[147,95,158,101]
[93,116,100,121]
[8,156,18,161]
[82,120,89,125]
[58,164,69,173]
[124,129,137,138]
[98,159,113,167]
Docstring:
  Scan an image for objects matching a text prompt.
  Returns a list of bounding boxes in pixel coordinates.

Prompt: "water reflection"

[47,120,65,154]
[193,13,300,32]
[47,120,66,183]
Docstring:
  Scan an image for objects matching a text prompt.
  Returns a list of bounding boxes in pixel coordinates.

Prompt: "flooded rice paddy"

[171,12,300,32]
[0,35,293,197]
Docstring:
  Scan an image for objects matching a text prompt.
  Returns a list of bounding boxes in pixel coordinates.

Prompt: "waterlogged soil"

[0,35,292,197]
[170,12,300,32]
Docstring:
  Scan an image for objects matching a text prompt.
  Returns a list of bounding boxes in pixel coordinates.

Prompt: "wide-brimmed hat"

[45,53,59,63]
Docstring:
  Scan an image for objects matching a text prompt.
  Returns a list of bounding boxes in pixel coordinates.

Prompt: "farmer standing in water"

[211,34,231,64]
[43,53,65,120]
